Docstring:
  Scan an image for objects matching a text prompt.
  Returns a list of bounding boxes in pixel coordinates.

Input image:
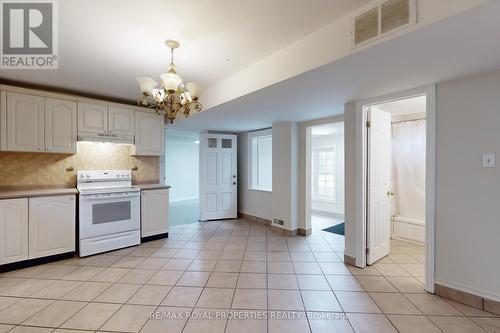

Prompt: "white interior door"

[200,134,237,220]
[367,108,392,264]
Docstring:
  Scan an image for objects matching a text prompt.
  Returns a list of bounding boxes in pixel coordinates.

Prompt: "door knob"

[386,191,395,196]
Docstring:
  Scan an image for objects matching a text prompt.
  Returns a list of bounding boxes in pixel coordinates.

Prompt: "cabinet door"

[109,107,135,135]
[45,98,77,154]
[132,112,164,156]
[6,92,45,152]
[141,189,169,237]
[0,198,28,265]
[78,102,108,133]
[29,195,75,259]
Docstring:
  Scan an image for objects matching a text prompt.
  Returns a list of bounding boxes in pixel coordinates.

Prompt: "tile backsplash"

[0,142,159,186]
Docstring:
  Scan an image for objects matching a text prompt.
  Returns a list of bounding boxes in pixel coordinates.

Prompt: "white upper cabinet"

[78,103,135,138]
[45,98,77,154]
[28,195,76,259]
[108,107,135,135]
[0,198,29,265]
[131,111,164,156]
[78,102,108,133]
[6,92,45,152]
[1,88,168,153]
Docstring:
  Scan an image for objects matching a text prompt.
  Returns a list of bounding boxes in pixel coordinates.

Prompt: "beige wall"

[435,69,500,301]
[0,142,159,186]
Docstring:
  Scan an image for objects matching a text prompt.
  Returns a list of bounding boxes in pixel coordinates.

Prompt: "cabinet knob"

[38,147,43,151]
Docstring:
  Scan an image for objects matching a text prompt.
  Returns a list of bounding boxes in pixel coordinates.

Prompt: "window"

[249,130,272,191]
[312,148,335,201]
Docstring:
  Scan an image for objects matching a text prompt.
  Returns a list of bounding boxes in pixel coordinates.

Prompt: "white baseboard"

[170,196,199,203]
[435,278,500,303]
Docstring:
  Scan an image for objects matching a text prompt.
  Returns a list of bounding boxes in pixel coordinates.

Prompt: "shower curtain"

[391,119,426,221]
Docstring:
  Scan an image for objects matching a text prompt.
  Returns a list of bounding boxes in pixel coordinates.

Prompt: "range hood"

[78,132,134,144]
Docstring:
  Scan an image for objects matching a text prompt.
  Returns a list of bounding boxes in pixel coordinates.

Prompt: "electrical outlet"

[272,218,284,226]
[482,153,495,168]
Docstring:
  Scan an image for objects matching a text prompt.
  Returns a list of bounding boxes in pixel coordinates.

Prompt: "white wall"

[272,122,299,231]
[238,131,272,220]
[435,70,500,301]
[165,134,199,202]
[311,132,345,216]
[238,124,300,231]
[203,0,489,109]
[343,103,360,262]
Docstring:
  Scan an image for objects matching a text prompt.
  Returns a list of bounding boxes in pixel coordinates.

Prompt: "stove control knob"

[86,174,90,178]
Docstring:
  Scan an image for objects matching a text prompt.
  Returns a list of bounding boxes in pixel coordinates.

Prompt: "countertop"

[0,186,78,200]
[133,183,171,191]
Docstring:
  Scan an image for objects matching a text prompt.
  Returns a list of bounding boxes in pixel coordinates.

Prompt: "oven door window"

[92,201,131,224]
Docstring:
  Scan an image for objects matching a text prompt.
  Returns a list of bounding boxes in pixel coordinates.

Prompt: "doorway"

[306,122,345,251]
[165,130,200,226]
[366,95,427,278]
[353,85,435,292]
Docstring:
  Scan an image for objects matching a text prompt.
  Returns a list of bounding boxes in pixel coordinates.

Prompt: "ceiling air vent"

[352,0,416,47]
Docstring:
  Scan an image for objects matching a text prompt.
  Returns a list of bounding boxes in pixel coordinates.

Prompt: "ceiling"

[375,95,427,116]
[170,1,500,132]
[0,0,369,102]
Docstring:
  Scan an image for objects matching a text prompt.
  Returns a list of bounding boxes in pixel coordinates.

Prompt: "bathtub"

[391,215,425,244]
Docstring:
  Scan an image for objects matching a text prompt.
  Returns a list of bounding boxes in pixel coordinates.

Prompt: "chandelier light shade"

[136,40,202,124]
[136,77,157,95]
[185,82,201,98]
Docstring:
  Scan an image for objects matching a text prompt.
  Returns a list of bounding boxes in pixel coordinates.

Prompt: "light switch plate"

[482,153,495,168]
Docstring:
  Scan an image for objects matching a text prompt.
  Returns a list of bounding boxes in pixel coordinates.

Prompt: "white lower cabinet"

[141,189,169,238]
[0,198,28,265]
[28,195,76,259]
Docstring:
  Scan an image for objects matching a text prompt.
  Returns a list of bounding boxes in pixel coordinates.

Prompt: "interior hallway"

[0,218,495,333]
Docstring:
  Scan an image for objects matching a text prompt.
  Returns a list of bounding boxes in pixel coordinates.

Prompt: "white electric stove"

[77,170,140,257]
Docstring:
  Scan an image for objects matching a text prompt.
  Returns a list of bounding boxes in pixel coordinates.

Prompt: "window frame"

[248,129,272,192]
[312,147,336,202]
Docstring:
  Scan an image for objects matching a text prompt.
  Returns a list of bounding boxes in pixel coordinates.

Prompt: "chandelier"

[136,40,202,124]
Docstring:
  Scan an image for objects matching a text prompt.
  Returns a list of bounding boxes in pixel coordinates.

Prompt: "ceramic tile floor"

[0,218,498,333]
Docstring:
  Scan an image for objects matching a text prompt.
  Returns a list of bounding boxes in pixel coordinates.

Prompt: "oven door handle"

[80,193,140,200]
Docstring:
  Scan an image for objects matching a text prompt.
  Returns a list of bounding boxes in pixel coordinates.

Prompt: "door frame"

[354,84,436,293]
